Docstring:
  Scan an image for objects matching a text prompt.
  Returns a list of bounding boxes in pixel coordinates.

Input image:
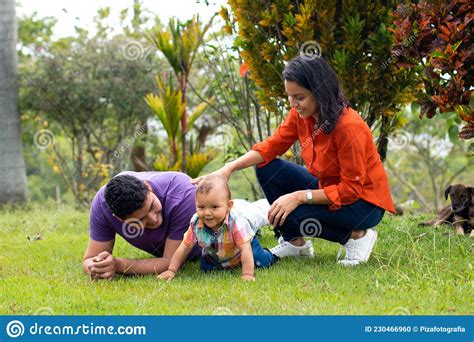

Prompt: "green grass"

[1,202,472,315]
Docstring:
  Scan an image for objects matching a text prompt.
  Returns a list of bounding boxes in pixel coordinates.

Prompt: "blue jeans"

[200,237,277,272]
[255,158,385,245]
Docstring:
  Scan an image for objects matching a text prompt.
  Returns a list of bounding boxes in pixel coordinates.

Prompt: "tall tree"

[145,72,216,178]
[148,15,213,171]
[0,0,28,203]
[22,35,157,205]
[225,0,419,161]
[122,1,156,171]
[391,1,473,140]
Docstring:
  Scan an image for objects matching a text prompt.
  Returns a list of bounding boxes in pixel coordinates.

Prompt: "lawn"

[1,202,472,315]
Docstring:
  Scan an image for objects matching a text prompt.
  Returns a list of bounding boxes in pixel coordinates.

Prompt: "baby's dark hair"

[196,176,231,200]
[104,174,148,219]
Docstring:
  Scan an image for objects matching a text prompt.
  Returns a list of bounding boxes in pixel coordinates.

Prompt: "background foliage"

[10,0,473,207]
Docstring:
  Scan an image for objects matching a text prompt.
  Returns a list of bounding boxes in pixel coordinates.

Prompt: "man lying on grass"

[83,172,201,280]
[83,171,271,280]
[158,176,277,282]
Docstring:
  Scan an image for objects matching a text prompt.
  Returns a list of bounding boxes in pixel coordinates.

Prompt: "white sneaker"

[337,229,377,266]
[270,240,314,258]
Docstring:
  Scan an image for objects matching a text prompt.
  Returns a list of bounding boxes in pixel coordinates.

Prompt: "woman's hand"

[191,151,264,186]
[268,191,304,227]
[190,165,233,186]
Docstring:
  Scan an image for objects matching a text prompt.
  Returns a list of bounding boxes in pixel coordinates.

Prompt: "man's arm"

[83,237,183,279]
[83,238,115,277]
[114,238,182,276]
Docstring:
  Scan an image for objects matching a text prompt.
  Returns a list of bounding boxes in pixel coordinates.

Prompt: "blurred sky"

[16,0,227,38]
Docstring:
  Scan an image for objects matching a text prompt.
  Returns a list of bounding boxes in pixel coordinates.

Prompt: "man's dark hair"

[283,55,349,134]
[104,174,148,219]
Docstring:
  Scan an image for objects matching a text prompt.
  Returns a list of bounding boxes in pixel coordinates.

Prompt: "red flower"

[239,63,249,77]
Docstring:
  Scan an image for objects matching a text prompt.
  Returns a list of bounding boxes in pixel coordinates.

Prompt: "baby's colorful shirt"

[182,210,255,268]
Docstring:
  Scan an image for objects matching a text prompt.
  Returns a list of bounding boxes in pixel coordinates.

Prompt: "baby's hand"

[241,274,255,282]
[157,270,176,281]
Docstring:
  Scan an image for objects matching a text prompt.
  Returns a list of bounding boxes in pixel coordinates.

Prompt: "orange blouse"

[252,107,396,213]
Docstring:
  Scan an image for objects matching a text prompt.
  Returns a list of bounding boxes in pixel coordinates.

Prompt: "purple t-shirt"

[89,171,201,259]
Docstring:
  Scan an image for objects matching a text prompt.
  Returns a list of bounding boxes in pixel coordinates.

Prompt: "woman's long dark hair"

[283,55,348,134]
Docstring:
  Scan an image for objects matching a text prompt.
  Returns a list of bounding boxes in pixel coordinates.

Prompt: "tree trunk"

[377,115,389,162]
[131,145,148,171]
[129,1,149,172]
[130,121,149,171]
[0,0,28,203]
[180,77,187,172]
